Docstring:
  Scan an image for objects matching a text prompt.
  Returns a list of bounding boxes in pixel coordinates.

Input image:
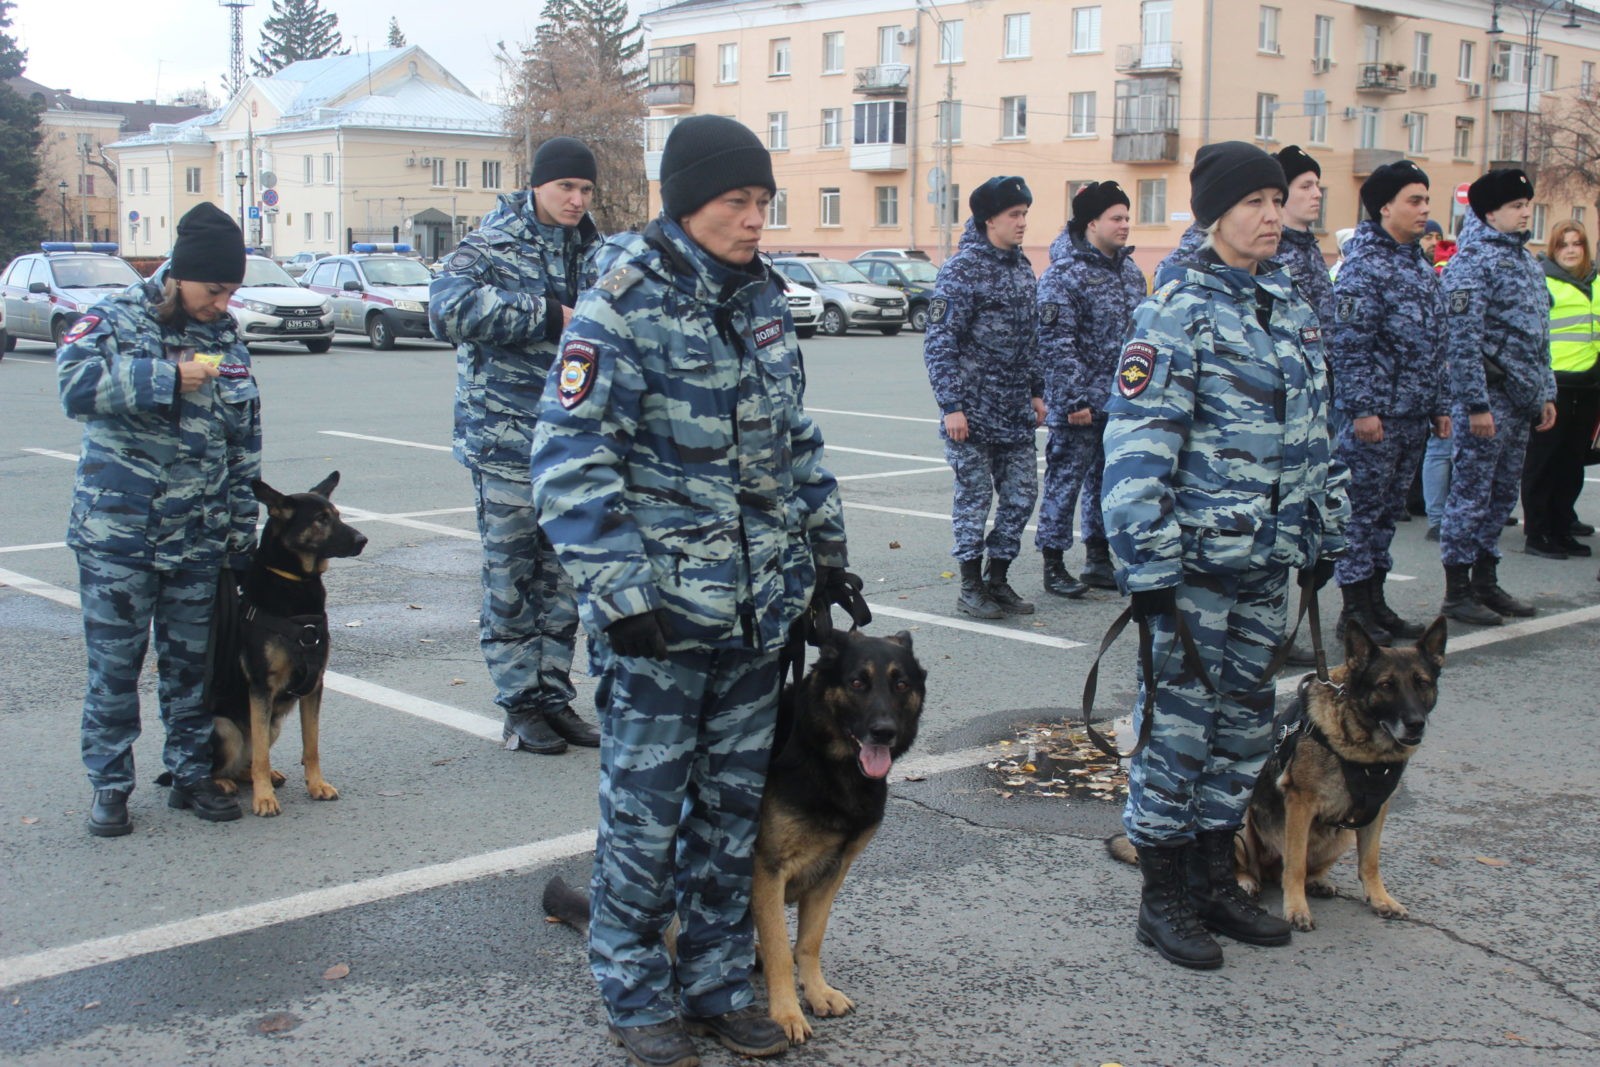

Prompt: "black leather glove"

[815,566,871,628]
[606,609,670,659]
[1299,557,1337,592]
[1129,587,1178,622]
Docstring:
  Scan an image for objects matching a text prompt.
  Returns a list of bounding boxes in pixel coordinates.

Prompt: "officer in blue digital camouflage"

[1154,222,1206,285]
[1102,142,1348,970]
[923,175,1044,619]
[1327,160,1449,644]
[58,202,261,836]
[530,115,857,1066]
[430,136,603,755]
[1035,180,1145,598]
[1438,169,1558,625]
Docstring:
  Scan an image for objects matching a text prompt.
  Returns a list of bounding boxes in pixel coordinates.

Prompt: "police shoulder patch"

[1336,295,1356,322]
[557,339,599,409]
[1116,341,1158,399]
[1039,302,1060,325]
[928,296,949,324]
[1154,279,1182,301]
[1448,289,1473,314]
[61,314,100,345]
[444,247,482,273]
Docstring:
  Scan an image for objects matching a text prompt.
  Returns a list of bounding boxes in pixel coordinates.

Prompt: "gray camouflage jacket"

[1036,227,1146,422]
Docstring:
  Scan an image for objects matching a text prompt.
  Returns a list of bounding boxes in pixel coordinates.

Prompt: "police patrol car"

[152,252,336,353]
[0,242,142,348]
[301,243,435,349]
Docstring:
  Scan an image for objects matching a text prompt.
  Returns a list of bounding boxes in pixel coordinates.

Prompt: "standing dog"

[208,472,366,816]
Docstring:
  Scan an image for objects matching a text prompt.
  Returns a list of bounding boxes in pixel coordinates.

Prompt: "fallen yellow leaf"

[1475,856,1508,867]
[322,963,350,981]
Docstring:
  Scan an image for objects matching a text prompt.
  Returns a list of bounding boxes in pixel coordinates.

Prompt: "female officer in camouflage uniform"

[1102,142,1349,969]
[58,203,260,836]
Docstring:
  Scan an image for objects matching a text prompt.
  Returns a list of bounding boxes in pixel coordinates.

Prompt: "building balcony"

[1356,63,1408,94]
[644,82,694,108]
[1489,81,1543,113]
[1352,148,1404,175]
[850,142,907,171]
[854,63,910,95]
[1115,42,1182,74]
[1112,130,1179,163]
[646,47,695,109]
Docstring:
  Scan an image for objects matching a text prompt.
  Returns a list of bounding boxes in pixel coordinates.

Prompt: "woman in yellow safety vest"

[1525,219,1600,558]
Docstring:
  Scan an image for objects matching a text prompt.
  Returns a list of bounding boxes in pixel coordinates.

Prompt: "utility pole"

[918,0,958,262]
[78,135,89,240]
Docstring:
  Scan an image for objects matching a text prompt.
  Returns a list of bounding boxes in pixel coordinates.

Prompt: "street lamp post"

[917,0,958,262]
[57,180,69,241]
[235,170,249,237]
[1488,0,1584,166]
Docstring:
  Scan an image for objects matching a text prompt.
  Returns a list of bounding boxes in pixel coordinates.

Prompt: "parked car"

[0,242,142,348]
[153,254,335,353]
[0,299,7,359]
[784,282,822,338]
[769,255,907,336]
[850,256,939,331]
[301,244,435,349]
[279,250,332,279]
[857,248,932,262]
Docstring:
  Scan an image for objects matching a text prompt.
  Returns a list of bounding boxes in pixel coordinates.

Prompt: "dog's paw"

[269,769,287,787]
[307,780,339,802]
[252,792,282,817]
[1235,874,1261,897]
[1367,893,1409,920]
[213,778,239,796]
[803,983,855,1019]
[1285,905,1316,932]
[769,1003,811,1044]
[1306,879,1338,899]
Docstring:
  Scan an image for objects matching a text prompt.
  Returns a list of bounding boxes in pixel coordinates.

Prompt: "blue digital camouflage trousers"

[1123,565,1289,847]
[1441,391,1533,567]
[588,646,780,1026]
[944,436,1039,562]
[472,471,578,714]
[77,554,218,792]
[1035,418,1106,552]
[1333,414,1431,585]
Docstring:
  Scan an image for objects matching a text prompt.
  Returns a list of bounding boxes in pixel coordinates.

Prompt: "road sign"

[247,205,260,220]
[261,188,280,207]
[259,170,278,190]
[1455,182,1471,206]
[927,165,947,194]
[127,210,139,222]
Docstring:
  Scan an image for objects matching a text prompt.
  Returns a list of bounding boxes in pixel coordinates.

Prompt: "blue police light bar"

[40,241,120,254]
[351,242,413,253]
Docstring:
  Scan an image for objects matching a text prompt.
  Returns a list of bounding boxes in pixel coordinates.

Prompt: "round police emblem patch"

[557,339,598,409]
[1040,302,1060,326]
[928,297,949,324]
[1116,341,1157,399]
[445,248,481,272]
[61,314,100,345]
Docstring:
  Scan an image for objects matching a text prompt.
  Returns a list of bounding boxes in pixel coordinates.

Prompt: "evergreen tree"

[386,17,405,49]
[581,0,643,77]
[0,0,45,262]
[252,0,349,76]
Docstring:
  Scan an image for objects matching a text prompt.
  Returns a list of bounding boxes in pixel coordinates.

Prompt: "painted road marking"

[320,430,451,452]
[21,447,77,462]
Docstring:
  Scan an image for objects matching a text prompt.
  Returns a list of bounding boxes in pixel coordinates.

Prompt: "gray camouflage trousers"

[472,471,578,714]
[588,646,780,1026]
[1123,565,1289,846]
[1441,391,1532,567]
[1036,418,1106,552]
[944,436,1039,562]
[77,554,218,792]
[1333,415,1431,585]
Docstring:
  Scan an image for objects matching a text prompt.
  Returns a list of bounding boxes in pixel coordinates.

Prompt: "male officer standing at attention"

[924,176,1044,619]
[531,115,857,1067]
[1035,180,1145,597]
[430,137,603,755]
[1327,160,1449,643]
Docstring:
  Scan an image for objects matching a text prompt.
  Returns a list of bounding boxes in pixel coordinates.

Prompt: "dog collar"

[265,566,306,583]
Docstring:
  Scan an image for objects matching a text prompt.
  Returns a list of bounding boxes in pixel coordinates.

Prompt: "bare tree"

[1532,92,1600,215]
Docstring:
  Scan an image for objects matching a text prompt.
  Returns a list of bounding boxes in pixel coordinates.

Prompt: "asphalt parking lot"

[3,329,1599,1065]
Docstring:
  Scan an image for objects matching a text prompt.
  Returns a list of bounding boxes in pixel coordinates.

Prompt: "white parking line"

[810,407,940,425]
[22,447,77,462]
[0,541,67,554]
[843,500,1040,533]
[869,604,1086,649]
[320,430,451,452]
[340,506,477,540]
[836,465,951,482]
[828,445,943,463]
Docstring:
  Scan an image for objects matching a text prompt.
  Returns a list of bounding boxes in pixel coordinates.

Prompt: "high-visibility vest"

[1545,273,1600,374]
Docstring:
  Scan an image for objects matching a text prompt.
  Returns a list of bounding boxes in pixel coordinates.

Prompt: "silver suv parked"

[769,255,907,336]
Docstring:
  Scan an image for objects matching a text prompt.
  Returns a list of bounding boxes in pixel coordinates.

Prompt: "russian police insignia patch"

[928,297,949,324]
[1449,289,1472,315]
[1040,302,1060,326]
[61,315,100,345]
[557,339,598,409]
[1116,341,1157,399]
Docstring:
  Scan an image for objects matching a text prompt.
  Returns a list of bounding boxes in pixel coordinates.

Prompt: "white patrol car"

[301,243,436,349]
[0,242,142,348]
[152,253,335,353]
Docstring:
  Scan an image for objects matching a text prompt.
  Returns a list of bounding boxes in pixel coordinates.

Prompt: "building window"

[820,187,840,227]
[455,160,468,188]
[1362,24,1382,64]
[431,158,446,187]
[768,111,789,150]
[77,173,94,196]
[1459,40,1476,82]
[823,31,844,74]
[141,167,149,193]
[1070,92,1096,136]
[143,218,151,241]
[1306,89,1328,144]
[1259,7,1280,54]
[768,189,788,228]
[324,211,333,240]
[878,26,901,66]
[1255,93,1277,141]
[1358,107,1380,149]
[718,42,738,83]
[482,160,502,189]
[184,167,201,194]
[1532,203,1548,241]
[854,100,907,145]
[304,212,313,239]
[1414,32,1432,74]
[1406,113,1427,155]
[126,167,134,189]
[1543,53,1558,92]
[1455,117,1474,159]
[1583,61,1595,98]
[1137,178,1166,225]
[1073,7,1102,54]
[323,154,333,183]
[936,100,962,143]
[821,108,842,148]
[943,182,962,225]
[1313,15,1333,63]
[939,20,963,63]
[1004,14,1031,59]
[771,38,791,77]
[875,186,899,226]
[645,115,681,152]
[1002,95,1027,139]
[1574,206,1587,226]
[303,155,313,183]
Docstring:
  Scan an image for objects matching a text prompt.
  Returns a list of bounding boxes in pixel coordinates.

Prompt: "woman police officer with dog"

[1101,142,1350,969]
[57,202,261,837]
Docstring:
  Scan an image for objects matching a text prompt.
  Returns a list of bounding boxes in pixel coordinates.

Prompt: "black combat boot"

[1134,842,1224,970]
[608,1019,701,1067]
[503,709,569,754]
[1370,569,1425,639]
[984,557,1035,615]
[1284,636,1318,668]
[1041,549,1089,599]
[167,779,242,822]
[682,1005,789,1058]
[87,788,132,838]
[1471,554,1535,617]
[1441,564,1502,626]
[1187,828,1292,946]
[544,705,601,748]
[1080,536,1117,590]
[1336,578,1393,645]
[957,558,1003,619]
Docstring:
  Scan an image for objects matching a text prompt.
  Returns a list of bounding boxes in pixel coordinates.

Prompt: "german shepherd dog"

[542,627,926,1045]
[209,472,367,816]
[1105,617,1446,932]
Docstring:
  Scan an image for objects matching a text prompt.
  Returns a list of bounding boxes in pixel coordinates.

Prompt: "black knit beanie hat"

[1360,160,1430,222]
[970,176,1033,226]
[530,136,597,187]
[1069,180,1131,235]
[1468,168,1535,221]
[1189,141,1287,228]
[659,116,775,219]
[1273,145,1322,185]
[168,202,246,284]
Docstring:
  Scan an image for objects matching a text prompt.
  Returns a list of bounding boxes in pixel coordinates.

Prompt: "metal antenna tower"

[220,0,256,97]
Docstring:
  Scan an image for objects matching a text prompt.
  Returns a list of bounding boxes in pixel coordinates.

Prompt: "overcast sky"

[11,0,664,106]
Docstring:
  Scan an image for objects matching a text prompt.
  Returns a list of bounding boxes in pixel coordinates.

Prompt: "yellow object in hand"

[192,352,223,368]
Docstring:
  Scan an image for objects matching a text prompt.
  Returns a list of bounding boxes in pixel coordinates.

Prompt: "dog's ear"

[1417,614,1447,670]
[883,630,914,653]
[309,471,340,499]
[1343,616,1379,671]
[251,479,294,521]
[815,627,848,664]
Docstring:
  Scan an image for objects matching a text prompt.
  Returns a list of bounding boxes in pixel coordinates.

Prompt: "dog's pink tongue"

[858,744,893,779]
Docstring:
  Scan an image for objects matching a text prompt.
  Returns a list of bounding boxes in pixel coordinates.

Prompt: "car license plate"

[286,318,321,330]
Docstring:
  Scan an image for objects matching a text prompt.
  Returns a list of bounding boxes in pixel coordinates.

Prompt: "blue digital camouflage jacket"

[1036,227,1146,423]
[1276,225,1336,328]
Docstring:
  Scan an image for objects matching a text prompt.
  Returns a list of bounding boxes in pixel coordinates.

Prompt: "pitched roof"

[3,76,211,130]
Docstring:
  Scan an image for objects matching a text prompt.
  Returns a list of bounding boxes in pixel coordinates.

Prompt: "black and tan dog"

[208,472,366,816]
[1235,616,1446,930]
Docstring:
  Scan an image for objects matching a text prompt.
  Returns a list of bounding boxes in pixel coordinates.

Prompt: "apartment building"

[640,0,1600,270]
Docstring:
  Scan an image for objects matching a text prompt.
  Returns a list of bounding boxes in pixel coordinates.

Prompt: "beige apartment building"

[641,0,1600,271]
[106,47,515,261]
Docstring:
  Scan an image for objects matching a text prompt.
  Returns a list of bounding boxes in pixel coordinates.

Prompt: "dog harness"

[240,603,330,700]
[1272,677,1408,830]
